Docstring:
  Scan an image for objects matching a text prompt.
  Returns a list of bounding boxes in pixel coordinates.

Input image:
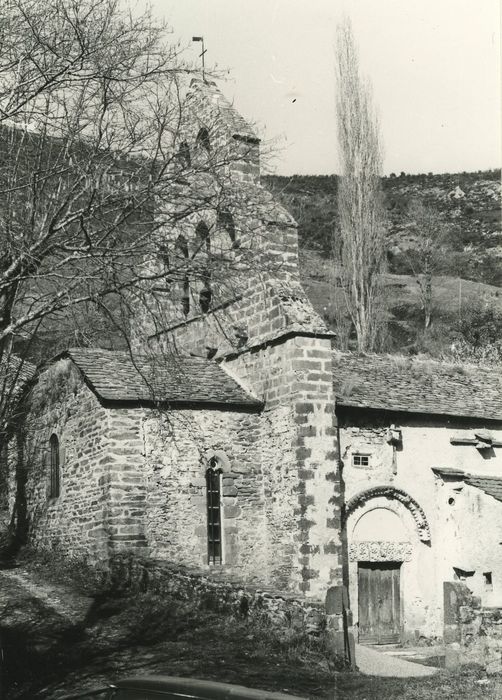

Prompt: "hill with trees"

[264,170,502,358]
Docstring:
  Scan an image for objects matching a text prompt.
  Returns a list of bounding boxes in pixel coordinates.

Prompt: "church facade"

[5,80,502,646]
[334,353,502,643]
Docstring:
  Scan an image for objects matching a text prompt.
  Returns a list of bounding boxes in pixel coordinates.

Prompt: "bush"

[454,307,502,348]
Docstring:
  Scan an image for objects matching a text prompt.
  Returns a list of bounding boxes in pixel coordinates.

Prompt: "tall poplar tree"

[335,17,387,352]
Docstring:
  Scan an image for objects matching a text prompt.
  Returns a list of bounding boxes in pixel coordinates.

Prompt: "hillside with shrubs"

[264,170,502,360]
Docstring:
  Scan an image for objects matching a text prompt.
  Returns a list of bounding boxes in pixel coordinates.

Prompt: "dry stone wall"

[444,581,502,673]
[110,553,325,634]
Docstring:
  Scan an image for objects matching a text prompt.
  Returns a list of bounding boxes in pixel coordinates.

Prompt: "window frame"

[195,222,212,313]
[49,433,60,499]
[196,127,211,153]
[175,235,190,316]
[352,453,370,467]
[178,141,191,167]
[206,458,223,565]
[218,210,238,249]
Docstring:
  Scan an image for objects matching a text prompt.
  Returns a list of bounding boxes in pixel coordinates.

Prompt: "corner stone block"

[325,585,348,616]
[444,581,474,624]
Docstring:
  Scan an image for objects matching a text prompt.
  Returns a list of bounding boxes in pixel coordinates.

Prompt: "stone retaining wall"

[444,581,502,673]
[110,553,325,634]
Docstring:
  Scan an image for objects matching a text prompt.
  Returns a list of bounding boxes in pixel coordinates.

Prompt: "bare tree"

[0,0,274,439]
[405,200,446,329]
[334,17,387,352]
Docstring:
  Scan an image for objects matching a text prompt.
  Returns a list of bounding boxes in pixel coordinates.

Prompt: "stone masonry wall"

[141,219,314,357]
[444,581,502,673]
[182,79,261,183]
[141,407,268,580]
[227,335,342,599]
[20,360,111,564]
[110,553,325,634]
[139,199,342,601]
[19,362,272,581]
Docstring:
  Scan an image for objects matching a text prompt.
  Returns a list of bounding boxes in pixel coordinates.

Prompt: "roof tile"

[334,352,502,421]
[60,349,261,408]
[433,467,502,503]
[465,475,502,503]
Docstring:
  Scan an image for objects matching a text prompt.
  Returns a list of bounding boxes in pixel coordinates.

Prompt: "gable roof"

[56,349,261,408]
[333,352,502,421]
[188,79,259,143]
[432,467,502,504]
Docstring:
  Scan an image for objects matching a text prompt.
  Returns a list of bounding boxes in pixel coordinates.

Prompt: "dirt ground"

[1,565,502,700]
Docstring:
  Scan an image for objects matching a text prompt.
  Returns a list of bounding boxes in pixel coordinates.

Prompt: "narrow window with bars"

[206,458,223,565]
[49,434,60,498]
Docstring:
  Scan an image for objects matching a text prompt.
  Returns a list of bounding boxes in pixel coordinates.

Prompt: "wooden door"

[358,562,401,644]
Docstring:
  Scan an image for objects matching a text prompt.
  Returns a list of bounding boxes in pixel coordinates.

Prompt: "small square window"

[353,453,370,467]
[484,572,493,590]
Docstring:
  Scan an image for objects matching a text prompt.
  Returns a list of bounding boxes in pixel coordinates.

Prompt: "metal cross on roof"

[192,36,207,81]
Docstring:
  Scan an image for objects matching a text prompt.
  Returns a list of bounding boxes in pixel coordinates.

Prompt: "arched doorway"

[353,508,407,644]
[345,488,432,645]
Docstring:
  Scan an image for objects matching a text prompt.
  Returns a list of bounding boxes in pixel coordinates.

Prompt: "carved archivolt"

[349,541,413,562]
[344,486,431,543]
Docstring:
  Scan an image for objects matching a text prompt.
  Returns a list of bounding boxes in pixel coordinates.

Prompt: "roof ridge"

[333,349,502,421]
[333,349,500,374]
[54,347,261,408]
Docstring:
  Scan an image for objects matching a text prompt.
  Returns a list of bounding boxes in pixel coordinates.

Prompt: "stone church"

[5,79,502,648]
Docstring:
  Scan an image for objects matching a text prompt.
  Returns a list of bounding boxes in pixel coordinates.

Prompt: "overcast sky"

[153,0,501,176]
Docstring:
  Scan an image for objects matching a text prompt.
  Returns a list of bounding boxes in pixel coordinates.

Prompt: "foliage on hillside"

[264,170,502,286]
[265,171,502,358]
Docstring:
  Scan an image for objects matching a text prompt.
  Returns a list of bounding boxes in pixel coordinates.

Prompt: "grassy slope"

[3,561,502,700]
[300,249,502,353]
[264,171,502,354]
[1,562,335,699]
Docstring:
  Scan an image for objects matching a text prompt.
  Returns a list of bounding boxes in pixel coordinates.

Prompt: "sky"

[151,0,501,176]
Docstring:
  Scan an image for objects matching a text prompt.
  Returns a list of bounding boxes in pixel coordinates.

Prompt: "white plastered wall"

[340,413,502,643]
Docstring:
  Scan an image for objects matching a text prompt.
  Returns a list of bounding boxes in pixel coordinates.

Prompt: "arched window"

[195,222,211,256]
[178,141,191,167]
[218,211,237,248]
[175,235,190,316]
[199,282,212,314]
[151,246,171,293]
[206,457,222,565]
[196,127,211,153]
[195,222,212,313]
[49,434,60,498]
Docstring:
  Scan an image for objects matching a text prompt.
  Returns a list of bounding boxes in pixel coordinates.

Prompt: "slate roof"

[432,467,502,504]
[465,475,502,503]
[333,352,502,421]
[57,349,261,408]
